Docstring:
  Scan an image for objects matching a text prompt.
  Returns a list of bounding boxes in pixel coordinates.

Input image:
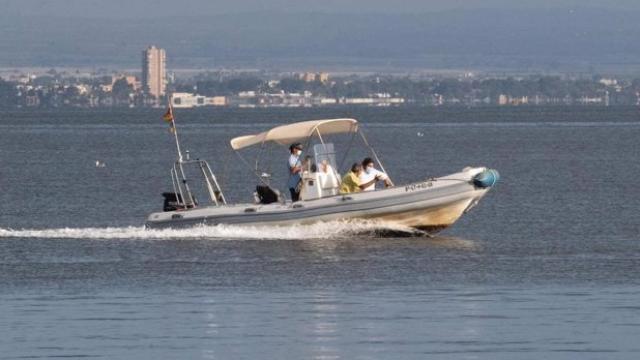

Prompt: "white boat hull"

[145,167,496,233]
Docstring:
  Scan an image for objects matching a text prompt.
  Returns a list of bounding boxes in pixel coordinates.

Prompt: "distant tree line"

[2,73,640,108]
[177,75,640,105]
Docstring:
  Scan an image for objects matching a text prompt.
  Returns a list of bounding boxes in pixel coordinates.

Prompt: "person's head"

[362,157,374,172]
[289,143,303,155]
[350,163,363,174]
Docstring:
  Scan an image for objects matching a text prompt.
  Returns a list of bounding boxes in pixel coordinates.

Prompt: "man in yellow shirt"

[340,163,380,194]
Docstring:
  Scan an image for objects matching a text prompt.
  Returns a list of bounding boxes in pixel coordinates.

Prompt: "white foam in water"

[0,220,423,240]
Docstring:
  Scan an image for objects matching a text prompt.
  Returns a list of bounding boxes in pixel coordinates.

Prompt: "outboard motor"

[473,169,500,189]
[162,192,183,211]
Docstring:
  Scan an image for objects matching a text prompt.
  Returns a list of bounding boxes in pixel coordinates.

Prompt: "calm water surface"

[1,107,639,359]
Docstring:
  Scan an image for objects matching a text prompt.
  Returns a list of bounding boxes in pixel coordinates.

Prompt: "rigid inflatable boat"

[145,117,499,232]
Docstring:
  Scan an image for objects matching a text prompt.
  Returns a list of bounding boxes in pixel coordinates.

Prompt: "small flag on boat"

[163,106,176,133]
[163,106,174,122]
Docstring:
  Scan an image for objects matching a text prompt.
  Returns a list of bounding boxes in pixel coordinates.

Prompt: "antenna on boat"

[162,99,227,208]
[163,101,184,162]
[164,100,196,207]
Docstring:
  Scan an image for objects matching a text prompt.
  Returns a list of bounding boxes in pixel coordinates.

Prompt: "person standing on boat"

[340,163,381,194]
[287,143,304,201]
[359,157,393,191]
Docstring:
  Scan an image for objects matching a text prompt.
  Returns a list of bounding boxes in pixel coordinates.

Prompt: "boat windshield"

[313,143,338,172]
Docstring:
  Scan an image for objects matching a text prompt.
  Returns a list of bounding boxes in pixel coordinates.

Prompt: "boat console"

[300,170,340,200]
[299,142,341,200]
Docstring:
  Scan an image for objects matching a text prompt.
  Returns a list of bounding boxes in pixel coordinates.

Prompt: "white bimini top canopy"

[230,118,359,150]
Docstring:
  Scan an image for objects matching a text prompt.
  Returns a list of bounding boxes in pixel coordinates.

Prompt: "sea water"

[1,107,639,359]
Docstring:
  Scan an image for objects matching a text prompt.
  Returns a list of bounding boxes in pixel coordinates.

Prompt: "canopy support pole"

[315,128,326,145]
[359,130,391,182]
[338,125,358,173]
[234,150,272,187]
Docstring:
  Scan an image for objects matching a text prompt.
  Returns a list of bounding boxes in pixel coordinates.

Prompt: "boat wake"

[0,220,429,241]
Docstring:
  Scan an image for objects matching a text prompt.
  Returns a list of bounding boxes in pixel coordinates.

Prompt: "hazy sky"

[2,0,640,17]
[2,0,640,70]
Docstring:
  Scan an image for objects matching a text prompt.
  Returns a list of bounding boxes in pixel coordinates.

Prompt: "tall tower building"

[142,46,166,99]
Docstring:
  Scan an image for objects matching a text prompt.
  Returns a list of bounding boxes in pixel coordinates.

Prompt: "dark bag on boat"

[256,185,279,204]
[162,192,183,211]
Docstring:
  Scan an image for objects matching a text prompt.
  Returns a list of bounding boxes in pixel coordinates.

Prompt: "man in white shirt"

[359,157,393,191]
[287,143,303,201]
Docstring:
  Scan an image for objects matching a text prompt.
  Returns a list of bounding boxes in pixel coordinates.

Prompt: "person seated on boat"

[287,143,304,202]
[359,157,393,191]
[340,163,381,194]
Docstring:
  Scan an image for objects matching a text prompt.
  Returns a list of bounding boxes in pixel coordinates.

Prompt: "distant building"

[74,84,90,95]
[429,94,444,106]
[298,72,330,83]
[238,91,257,98]
[142,46,166,100]
[317,72,329,83]
[341,96,405,106]
[100,84,113,93]
[599,78,617,87]
[25,94,40,107]
[112,75,141,91]
[511,96,528,105]
[171,92,227,108]
[318,98,337,105]
[498,94,528,106]
[578,96,604,105]
[299,72,317,82]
